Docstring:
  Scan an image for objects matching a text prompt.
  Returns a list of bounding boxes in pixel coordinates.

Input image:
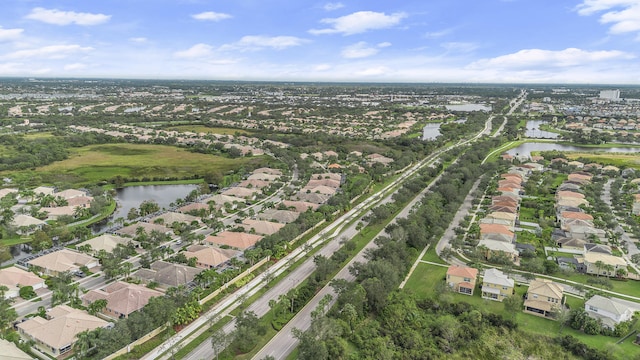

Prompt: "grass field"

[404,262,640,359]
[22,143,265,186]
[165,125,254,135]
[564,152,640,169]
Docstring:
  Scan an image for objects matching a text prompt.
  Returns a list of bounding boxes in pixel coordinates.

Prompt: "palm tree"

[121,262,133,279]
[603,264,615,277]
[594,260,605,277]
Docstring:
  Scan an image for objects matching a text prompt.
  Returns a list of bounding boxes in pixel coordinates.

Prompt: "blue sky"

[0,0,639,83]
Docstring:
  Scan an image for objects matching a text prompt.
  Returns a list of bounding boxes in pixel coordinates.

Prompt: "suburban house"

[17,305,110,357]
[11,214,46,234]
[205,231,263,250]
[556,237,587,251]
[481,268,514,302]
[148,211,200,226]
[480,223,516,243]
[247,172,280,182]
[82,281,163,319]
[240,219,285,235]
[202,194,245,210]
[446,265,478,295]
[221,187,259,200]
[0,338,32,360]
[583,252,627,277]
[477,239,519,263]
[523,278,565,318]
[132,260,202,289]
[585,295,638,329]
[81,233,136,255]
[252,167,283,176]
[27,249,99,277]
[0,266,46,298]
[282,200,320,213]
[257,209,300,224]
[116,222,172,237]
[177,202,209,214]
[183,244,241,269]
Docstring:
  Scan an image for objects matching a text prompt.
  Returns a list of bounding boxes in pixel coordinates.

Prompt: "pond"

[94,184,199,232]
[422,119,466,140]
[506,142,640,157]
[525,120,559,139]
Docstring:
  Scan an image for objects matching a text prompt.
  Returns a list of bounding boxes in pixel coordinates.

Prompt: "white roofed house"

[27,249,99,277]
[583,252,627,277]
[16,305,110,357]
[585,295,638,329]
[481,268,514,302]
[0,266,46,298]
[11,214,46,235]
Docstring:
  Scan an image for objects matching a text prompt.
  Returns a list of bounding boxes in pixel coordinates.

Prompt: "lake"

[94,184,199,232]
[506,142,640,157]
[525,120,559,139]
[423,119,466,140]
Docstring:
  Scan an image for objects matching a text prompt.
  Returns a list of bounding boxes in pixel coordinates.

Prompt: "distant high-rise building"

[599,89,620,100]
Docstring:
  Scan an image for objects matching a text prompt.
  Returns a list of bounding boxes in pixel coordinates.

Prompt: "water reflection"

[525,120,559,139]
[95,184,198,232]
[506,142,640,157]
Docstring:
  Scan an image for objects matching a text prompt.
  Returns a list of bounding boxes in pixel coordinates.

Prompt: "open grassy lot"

[564,152,640,169]
[404,262,640,359]
[23,143,266,186]
[165,125,254,135]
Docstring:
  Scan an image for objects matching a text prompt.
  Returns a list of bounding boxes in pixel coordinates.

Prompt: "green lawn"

[10,143,267,186]
[564,152,640,170]
[404,262,640,359]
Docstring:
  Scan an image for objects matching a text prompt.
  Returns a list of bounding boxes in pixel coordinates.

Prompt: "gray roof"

[483,268,514,288]
[586,295,635,317]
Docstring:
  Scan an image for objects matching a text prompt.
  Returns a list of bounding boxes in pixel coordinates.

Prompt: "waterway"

[506,142,640,157]
[525,120,559,139]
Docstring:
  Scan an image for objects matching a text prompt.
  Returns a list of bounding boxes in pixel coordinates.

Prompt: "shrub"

[19,286,36,300]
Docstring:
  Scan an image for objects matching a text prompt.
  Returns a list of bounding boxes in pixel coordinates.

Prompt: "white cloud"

[174,43,214,58]
[341,42,379,58]
[309,11,407,35]
[575,0,637,16]
[25,7,110,26]
[355,66,389,76]
[323,2,344,11]
[64,63,88,71]
[3,45,94,60]
[441,42,479,53]
[341,42,391,59]
[0,27,24,42]
[469,48,633,69]
[129,37,148,43]
[192,11,233,21]
[224,35,309,51]
[424,28,453,39]
[576,1,640,34]
[313,64,332,71]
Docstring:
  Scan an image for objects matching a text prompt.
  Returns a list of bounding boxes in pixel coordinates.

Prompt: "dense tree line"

[0,132,119,171]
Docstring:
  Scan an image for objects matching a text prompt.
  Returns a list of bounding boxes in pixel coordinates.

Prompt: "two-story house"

[446,265,478,296]
[585,295,638,329]
[481,268,514,302]
[524,278,565,318]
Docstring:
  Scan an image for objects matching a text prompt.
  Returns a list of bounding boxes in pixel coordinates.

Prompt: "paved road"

[251,93,523,359]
